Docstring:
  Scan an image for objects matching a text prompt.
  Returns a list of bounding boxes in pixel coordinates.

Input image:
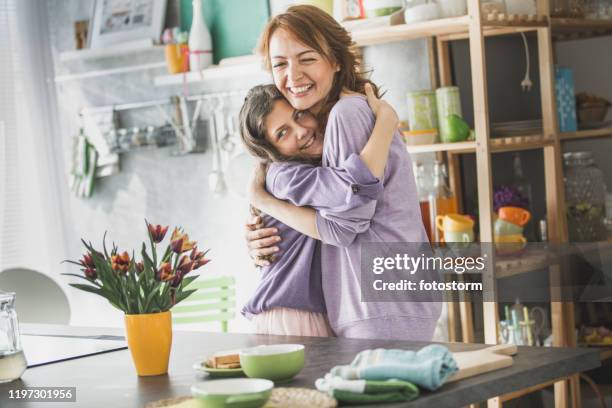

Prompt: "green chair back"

[172,276,235,332]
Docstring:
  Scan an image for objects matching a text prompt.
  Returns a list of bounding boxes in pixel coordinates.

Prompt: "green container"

[364,0,403,17]
[436,86,464,143]
[407,90,438,131]
[191,378,273,408]
[239,344,304,382]
[366,6,402,16]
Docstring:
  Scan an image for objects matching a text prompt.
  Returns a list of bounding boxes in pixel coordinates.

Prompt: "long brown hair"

[257,5,379,133]
[239,84,321,165]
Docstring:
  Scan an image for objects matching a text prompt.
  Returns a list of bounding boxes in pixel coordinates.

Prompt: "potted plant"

[63,221,210,376]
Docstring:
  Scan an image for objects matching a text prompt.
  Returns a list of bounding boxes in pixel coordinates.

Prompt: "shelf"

[406,140,475,154]
[59,39,163,62]
[559,127,612,141]
[349,15,548,46]
[495,250,551,279]
[154,61,270,87]
[54,62,166,83]
[551,18,612,41]
[600,346,612,361]
[405,134,550,154]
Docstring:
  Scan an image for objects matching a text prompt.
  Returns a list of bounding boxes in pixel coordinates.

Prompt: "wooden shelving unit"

[350,14,548,46]
[559,126,612,140]
[350,4,612,408]
[405,134,551,154]
[552,18,612,40]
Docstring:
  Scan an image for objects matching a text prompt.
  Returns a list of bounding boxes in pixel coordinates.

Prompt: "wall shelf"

[59,39,163,62]
[405,134,550,154]
[559,126,612,140]
[154,61,270,87]
[54,62,166,83]
[551,18,612,40]
[349,15,548,46]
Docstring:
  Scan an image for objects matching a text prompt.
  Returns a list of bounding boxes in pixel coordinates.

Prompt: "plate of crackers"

[193,349,245,378]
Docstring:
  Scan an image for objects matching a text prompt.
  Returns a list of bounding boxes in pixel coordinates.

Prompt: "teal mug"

[495,218,524,236]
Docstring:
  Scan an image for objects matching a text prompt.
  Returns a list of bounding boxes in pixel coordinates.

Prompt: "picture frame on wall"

[89,0,167,49]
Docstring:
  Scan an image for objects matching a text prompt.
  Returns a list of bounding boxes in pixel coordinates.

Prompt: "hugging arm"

[263,86,398,213]
[251,88,394,245]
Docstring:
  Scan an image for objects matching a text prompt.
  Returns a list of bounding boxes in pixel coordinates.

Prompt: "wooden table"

[0,324,601,407]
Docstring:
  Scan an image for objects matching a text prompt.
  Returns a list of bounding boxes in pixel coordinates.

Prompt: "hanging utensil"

[220,109,237,153]
[208,105,227,197]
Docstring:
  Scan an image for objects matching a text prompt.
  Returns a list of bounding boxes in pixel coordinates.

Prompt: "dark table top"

[0,324,601,408]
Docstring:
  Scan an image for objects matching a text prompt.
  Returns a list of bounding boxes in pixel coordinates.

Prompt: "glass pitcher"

[0,291,27,383]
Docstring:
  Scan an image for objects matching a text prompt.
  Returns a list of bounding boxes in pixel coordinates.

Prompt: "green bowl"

[191,378,273,408]
[239,344,304,382]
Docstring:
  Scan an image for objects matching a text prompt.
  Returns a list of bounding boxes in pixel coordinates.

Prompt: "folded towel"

[329,344,458,391]
[315,373,419,405]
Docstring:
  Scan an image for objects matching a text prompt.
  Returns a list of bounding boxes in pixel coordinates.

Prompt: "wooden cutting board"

[447,344,518,383]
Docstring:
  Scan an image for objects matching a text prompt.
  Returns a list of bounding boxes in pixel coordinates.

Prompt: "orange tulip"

[177,255,194,274]
[146,221,169,243]
[111,251,131,273]
[79,252,97,280]
[170,228,196,254]
[155,262,174,282]
[135,261,145,275]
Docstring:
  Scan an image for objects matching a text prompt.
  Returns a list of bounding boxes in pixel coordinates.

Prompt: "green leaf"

[62,273,102,287]
[180,275,198,289]
[142,282,162,313]
[173,289,197,306]
[69,283,102,296]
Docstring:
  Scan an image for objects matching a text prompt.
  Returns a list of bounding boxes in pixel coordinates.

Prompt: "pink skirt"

[252,307,335,337]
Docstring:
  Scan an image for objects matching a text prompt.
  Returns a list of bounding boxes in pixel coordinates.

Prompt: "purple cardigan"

[241,153,383,318]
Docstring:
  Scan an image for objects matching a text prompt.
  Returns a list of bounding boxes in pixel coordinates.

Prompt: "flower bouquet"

[63,221,210,376]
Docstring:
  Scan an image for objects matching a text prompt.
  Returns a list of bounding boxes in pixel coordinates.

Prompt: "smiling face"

[269,28,338,114]
[264,99,323,158]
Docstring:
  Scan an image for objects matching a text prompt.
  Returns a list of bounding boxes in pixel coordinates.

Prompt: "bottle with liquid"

[431,161,458,241]
[0,291,27,383]
[513,153,536,241]
[188,0,213,72]
[414,162,433,242]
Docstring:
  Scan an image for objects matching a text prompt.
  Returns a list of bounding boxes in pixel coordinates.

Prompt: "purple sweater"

[244,96,440,338]
[316,96,440,332]
[241,154,384,318]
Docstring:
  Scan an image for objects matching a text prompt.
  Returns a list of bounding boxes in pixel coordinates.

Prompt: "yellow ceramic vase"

[124,311,172,376]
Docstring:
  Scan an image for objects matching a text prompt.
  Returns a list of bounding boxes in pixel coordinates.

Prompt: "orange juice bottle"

[432,161,457,241]
[414,163,433,242]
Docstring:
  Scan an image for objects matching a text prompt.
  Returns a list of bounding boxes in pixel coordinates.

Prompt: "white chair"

[0,268,70,324]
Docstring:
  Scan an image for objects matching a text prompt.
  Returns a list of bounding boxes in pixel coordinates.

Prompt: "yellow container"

[124,311,172,376]
[165,44,189,74]
[436,213,474,233]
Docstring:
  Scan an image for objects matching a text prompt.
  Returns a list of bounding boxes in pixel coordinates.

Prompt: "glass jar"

[406,90,438,131]
[0,291,27,383]
[436,86,463,143]
[564,152,607,242]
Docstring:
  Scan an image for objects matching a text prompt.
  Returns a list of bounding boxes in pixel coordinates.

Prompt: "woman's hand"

[245,215,280,267]
[246,163,281,266]
[364,83,399,129]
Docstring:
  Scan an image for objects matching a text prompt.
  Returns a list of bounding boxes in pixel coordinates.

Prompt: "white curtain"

[0,0,69,278]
